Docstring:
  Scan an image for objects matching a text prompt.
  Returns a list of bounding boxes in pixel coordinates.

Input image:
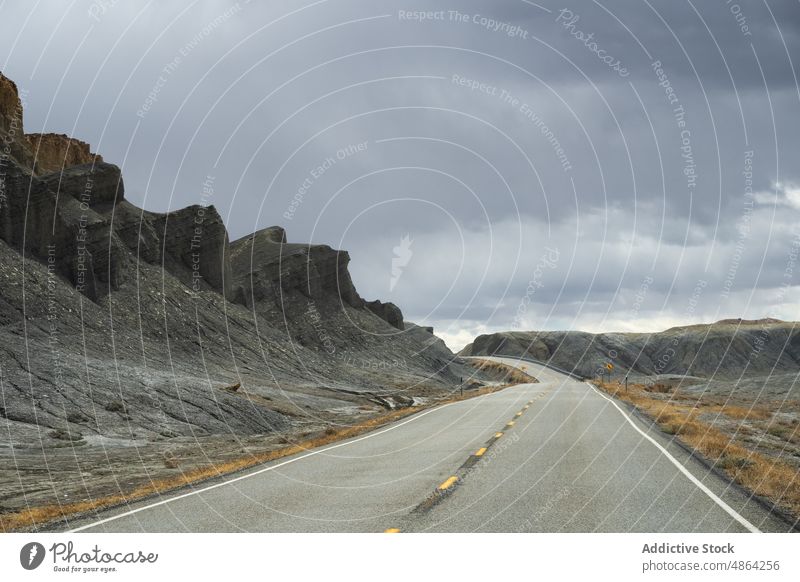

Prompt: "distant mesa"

[662,317,785,332]
[711,317,782,326]
[462,318,799,379]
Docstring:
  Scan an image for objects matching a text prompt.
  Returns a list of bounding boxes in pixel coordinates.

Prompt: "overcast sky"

[2,0,800,350]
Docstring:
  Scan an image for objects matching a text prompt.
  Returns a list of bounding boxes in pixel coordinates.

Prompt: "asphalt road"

[67,358,793,532]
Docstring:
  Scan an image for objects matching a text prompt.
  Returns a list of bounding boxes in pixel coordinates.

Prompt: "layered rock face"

[0,71,473,450]
[155,204,233,299]
[0,154,128,300]
[229,227,365,313]
[0,73,36,170]
[26,133,103,174]
[0,73,231,302]
[39,161,122,206]
[1,78,127,301]
[0,73,21,133]
[0,77,102,174]
[366,300,404,330]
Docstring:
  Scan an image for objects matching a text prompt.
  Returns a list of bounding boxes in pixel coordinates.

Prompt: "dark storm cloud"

[1,0,799,349]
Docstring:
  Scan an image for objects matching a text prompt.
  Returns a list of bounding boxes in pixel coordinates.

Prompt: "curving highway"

[66,358,793,533]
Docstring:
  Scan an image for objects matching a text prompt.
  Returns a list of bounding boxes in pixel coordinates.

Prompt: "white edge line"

[69,399,467,532]
[585,382,761,533]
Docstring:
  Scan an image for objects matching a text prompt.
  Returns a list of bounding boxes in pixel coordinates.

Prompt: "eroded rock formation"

[0,71,472,448]
[366,300,404,330]
[26,133,103,174]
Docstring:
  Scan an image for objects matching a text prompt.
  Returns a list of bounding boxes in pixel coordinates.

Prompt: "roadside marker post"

[605,362,614,384]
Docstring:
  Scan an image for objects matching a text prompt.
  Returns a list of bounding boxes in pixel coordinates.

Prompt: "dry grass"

[162,457,180,469]
[706,404,773,421]
[766,422,800,445]
[467,359,538,385]
[0,380,520,532]
[644,382,673,394]
[596,381,800,520]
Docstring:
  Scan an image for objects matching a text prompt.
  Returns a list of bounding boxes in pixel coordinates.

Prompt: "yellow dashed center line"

[383,383,549,529]
[438,476,458,490]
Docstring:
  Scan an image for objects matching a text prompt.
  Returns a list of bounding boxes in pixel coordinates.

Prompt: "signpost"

[604,362,613,383]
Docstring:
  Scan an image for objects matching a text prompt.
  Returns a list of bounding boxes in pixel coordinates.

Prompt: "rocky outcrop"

[1,77,129,301]
[39,161,124,207]
[0,73,23,134]
[26,133,103,174]
[229,228,364,312]
[2,79,128,301]
[0,70,476,457]
[155,204,233,299]
[1,74,104,176]
[0,156,129,301]
[261,225,287,243]
[109,201,163,263]
[0,73,36,170]
[2,145,231,302]
[366,299,404,330]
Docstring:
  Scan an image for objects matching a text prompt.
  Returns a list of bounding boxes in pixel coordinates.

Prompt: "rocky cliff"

[229,227,364,314]
[26,133,103,174]
[0,72,479,516]
[0,74,21,133]
[0,69,488,521]
[0,73,36,170]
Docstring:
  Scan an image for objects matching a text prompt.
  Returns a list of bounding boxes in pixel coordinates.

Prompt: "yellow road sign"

[606,363,614,371]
